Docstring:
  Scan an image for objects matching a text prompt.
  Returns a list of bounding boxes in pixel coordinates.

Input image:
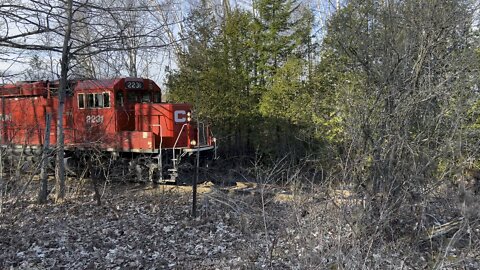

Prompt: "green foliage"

[259,58,308,124]
[167,1,321,160]
[324,0,479,199]
[309,50,365,144]
[252,0,313,88]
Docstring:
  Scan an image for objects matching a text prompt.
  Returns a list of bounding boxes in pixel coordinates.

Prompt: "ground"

[0,180,479,269]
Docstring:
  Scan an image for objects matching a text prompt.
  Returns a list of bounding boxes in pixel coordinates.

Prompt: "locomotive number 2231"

[86,115,104,124]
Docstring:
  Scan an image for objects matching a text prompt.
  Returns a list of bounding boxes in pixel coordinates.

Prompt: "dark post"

[193,127,200,218]
[192,77,200,218]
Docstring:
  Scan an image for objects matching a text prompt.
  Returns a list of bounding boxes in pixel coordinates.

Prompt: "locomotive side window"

[103,93,110,107]
[116,92,124,106]
[78,94,85,109]
[153,92,161,103]
[95,93,103,107]
[87,94,95,108]
[85,92,110,108]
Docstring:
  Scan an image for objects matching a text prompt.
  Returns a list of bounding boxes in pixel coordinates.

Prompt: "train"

[0,78,217,182]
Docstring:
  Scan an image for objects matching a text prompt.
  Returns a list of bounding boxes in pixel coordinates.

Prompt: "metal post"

[193,127,200,218]
[192,76,200,218]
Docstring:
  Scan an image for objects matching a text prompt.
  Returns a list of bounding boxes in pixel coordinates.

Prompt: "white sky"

[0,0,342,85]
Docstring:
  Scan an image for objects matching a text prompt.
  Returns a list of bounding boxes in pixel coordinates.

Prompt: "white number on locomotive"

[125,81,143,89]
[86,115,104,124]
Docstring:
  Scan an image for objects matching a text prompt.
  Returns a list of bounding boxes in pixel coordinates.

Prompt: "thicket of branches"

[168,0,480,184]
[327,0,480,216]
[0,0,181,202]
[167,0,480,245]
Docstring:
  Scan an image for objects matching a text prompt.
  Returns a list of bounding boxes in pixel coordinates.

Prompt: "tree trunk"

[0,98,3,213]
[55,0,74,203]
[38,112,52,204]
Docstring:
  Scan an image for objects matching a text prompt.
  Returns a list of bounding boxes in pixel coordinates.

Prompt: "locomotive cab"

[111,78,215,153]
[113,78,216,182]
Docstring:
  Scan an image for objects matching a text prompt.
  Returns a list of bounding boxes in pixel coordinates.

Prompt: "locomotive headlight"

[190,140,197,146]
[187,111,192,122]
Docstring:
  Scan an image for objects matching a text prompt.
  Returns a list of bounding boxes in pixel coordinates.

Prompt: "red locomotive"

[0,78,216,182]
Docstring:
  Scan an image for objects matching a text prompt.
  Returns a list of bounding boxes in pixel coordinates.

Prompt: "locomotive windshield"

[127,91,150,103]
[125,91,161,104]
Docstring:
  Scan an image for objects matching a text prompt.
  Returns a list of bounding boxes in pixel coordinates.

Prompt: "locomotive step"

[157,179,176,184]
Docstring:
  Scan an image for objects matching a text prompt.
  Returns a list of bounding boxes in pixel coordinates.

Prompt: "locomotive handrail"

[195,121,209,146]
[211,130,217,160]
[151,123,163,181]
[159,124,163,181]
[172,123,188,155]
[150,123,163,150]
[170,123,188,180]
[198,121,206,145]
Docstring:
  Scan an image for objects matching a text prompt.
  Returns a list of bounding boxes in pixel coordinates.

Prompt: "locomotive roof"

[0,78,157,97]
[74,78,122,91]
[71,78,157,92]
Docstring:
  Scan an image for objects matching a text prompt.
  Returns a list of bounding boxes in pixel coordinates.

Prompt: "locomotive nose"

[135,103,194,150]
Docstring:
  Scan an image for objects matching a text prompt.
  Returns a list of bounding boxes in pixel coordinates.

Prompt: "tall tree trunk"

[128,49,137,77]
[55,0,74,202]
[38,112,52,204]
[0,98,3,213]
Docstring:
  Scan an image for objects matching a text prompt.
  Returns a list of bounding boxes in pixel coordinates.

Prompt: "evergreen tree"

[167,2,316,160]
[252,0,313,89]
[167,6,258,156]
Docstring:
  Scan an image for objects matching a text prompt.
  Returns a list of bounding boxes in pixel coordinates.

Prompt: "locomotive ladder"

[169,123,188,182]
[152,123,178,184]
[151,123,164,183]
[150,122,190,183]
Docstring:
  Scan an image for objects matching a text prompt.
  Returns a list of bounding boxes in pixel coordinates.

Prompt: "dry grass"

[0,176,479,269]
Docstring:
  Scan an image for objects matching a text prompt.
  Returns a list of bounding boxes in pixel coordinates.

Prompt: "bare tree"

[327,0,479,221]
[53,0,74,202]
[0,0,181,202]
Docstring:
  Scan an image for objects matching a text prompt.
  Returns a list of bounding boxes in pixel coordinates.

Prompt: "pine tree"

[167,2,315,158]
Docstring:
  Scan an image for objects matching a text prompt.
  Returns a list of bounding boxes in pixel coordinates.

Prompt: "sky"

[0,0,342,86]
